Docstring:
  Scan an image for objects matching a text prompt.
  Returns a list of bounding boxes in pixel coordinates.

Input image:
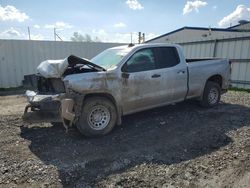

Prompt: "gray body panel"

[187,59,230,99]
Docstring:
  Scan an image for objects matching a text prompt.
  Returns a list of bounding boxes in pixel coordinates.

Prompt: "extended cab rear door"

[153,47,188,103]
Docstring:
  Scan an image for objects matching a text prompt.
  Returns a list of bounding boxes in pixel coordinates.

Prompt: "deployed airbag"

[37,55,104,78]
[37,58,68,78]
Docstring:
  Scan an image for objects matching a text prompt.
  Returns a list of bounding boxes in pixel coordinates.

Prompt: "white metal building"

[146,21,250,89]
[178,36,250,89]
[228,21,250,30]
[146,21,250,43]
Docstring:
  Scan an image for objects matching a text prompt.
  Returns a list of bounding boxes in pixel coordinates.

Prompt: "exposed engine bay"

[37,77,65,94]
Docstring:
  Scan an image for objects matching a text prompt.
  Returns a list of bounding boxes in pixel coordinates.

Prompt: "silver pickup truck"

[23,43,231,136]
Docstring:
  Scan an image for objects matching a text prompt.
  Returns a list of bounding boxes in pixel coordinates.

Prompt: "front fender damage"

[61,98,75,130]
[60,88,85,131]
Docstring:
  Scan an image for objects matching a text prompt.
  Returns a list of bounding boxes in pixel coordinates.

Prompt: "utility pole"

[142,33,145,42]
[130,32,133,44]
[138,32,141,44]
[138,32,146,43]
[54,28,56,41]
[27,27,31,40]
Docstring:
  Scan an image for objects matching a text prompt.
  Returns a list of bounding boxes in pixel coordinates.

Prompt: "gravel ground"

[0,91,249,188]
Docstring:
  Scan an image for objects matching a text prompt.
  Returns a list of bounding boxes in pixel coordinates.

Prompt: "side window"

[154,47,180,68]
[122,49,156,73]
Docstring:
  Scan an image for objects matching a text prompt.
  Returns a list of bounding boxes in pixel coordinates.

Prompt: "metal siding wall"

[246,62,250,88]
[179,36,250,89]
[0,40,125,88]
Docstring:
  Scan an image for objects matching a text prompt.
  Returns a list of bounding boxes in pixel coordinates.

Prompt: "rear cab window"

[153,47,180,69]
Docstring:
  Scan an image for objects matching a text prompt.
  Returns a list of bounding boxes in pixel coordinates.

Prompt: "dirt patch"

[0,95,26,116]
[0,91,249,187]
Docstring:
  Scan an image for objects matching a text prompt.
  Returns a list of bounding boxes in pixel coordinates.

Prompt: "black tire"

[200,81,221,107]
[76,97,117,137]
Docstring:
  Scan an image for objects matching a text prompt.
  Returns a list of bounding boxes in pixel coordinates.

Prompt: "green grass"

[229,87,250,93]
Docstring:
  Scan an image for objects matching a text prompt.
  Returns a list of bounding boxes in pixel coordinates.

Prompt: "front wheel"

[76,97,117,137]
[200,81,221,107]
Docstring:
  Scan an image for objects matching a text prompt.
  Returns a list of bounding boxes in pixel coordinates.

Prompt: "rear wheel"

[76,97,117,137]
[200,81,221,107]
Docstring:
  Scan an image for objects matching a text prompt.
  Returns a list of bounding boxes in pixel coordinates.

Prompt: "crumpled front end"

[22,54,104,127]
[23,90,78,130]
[22,90,63,123]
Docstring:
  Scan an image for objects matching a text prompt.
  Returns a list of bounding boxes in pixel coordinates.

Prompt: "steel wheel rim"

[208,87,219,104]
[87,105,110,130]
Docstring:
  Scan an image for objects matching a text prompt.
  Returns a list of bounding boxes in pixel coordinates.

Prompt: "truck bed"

[186,58,230,99]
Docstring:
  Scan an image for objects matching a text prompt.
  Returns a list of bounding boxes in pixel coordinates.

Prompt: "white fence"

[0,40,125,88]
[178,36,250,89]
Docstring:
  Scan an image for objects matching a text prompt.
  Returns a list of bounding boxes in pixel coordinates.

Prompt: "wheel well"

[207,75,222,87]
[84,93,117,106]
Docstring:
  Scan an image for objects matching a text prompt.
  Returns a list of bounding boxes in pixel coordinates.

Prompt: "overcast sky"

[0,0,250,43]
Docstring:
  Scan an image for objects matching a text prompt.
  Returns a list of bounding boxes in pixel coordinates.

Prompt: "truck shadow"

[20,101,250,187]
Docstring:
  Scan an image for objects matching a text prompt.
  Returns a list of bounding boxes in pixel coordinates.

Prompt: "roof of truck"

[110,43,181,50]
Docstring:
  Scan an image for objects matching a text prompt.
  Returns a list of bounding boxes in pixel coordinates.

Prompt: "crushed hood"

[37,55,105,78]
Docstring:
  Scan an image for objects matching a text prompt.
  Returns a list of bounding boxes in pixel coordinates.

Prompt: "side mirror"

[122,72,130,79]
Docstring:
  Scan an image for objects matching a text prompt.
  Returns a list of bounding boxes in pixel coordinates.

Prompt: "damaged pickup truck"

[23,43,231,137]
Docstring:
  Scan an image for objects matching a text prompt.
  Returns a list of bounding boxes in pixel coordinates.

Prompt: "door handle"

[151,74,161,78]
[177,70,186,74]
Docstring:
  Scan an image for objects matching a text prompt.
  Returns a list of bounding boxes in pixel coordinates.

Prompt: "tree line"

[70,32,101,42]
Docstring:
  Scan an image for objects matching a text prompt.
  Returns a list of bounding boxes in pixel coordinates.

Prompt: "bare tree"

[71,32,101,42]
[84,34,92,42]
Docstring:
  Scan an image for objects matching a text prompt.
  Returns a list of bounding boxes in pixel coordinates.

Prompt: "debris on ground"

[0,91,249,187]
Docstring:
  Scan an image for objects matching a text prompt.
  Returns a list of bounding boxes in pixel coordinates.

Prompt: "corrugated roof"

[227,21,250,29]
[145,26,246,43]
